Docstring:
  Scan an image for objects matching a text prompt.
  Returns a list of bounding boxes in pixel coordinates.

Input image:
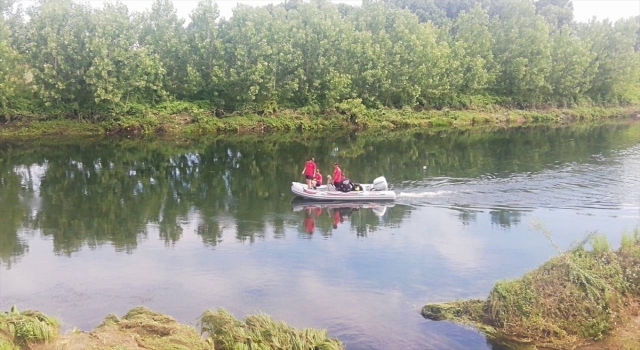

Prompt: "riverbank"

[422,228,640,349]
[1,104,638,137]
[0,306,344,350]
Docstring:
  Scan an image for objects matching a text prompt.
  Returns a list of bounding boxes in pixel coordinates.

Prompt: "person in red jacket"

[312,169,323,188]
[301,157,316,189]
[332,162,342,190]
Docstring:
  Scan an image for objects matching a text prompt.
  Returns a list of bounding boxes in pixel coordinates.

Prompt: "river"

[1,121,639,349]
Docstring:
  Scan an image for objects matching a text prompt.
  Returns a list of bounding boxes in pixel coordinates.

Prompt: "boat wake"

[392,144,640,212]
[397,191,452,198]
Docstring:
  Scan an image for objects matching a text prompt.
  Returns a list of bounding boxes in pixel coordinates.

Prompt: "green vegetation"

[0,0,639,127]
[200,309,344,350]
[0,305,59,349]
[0,103,636,137]
[422,228,640,349]
[0,306,343,350]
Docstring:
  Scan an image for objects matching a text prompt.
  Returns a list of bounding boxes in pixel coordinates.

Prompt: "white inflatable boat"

[291,176,396,201]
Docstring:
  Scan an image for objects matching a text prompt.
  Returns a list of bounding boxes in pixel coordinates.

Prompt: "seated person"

[312,169,323,188]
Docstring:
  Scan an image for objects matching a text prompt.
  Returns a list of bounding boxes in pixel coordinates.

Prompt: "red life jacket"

[304,161,316,176]
[333,166,342,182]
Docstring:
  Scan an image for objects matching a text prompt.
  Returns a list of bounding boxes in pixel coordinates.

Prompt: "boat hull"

[291,182,396,201]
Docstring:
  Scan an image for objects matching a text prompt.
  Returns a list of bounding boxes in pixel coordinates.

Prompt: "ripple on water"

[394,144,640,212]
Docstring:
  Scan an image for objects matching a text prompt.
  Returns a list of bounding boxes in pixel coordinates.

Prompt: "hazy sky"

[19,0,640,23]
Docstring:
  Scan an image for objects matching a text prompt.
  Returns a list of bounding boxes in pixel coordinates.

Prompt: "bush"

[422,230,640,348]
[200,308,344,350]
[0,306,59,347]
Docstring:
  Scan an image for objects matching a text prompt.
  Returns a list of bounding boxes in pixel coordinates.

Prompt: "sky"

[18,0,640,22]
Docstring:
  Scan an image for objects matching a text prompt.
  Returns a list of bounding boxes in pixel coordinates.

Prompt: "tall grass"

[200,308,344,350]
[422,226,640,348]
[0,305,59,347]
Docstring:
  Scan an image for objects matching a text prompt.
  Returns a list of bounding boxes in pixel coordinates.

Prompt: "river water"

[1,122,639,349]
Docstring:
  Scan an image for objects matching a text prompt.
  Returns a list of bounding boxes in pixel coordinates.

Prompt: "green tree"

[350,3,449,108]
[547,26,595,106]
[25,0,94,114]
[286,0,355,108]
[85,3,165,115]
[489,0,552,105]
[216,5,278,110]
[383,0,477,25]
[187,0,223,103]
[579,18,640,104]
[449,5,495,98]
[2,0,640,117]
[0,0,22,114]
[138,0,191,99]
[534,0,574,31]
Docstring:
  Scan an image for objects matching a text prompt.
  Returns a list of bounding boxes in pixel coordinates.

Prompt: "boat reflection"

[291,199,396,234]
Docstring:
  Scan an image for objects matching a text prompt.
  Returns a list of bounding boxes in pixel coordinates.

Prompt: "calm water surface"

[1,122,640,349]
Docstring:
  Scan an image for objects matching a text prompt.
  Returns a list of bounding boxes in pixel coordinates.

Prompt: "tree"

[547,25,595,106]
[0,0,22,114]
[85,2,165,115]
[489,0,552,105]
[287,0,355,108]
[579,18,640,104]
[383,0,477,25]
[187,0,223,103]
[138,0,191,99]
[449,5,495,97]
[534,0,574,31]
[25,0,95,114]
[216,5,278,110]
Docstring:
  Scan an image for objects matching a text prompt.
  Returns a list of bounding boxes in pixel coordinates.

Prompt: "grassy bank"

[422,228,640,349]
[1,103,638,137]
[0,306,343,350]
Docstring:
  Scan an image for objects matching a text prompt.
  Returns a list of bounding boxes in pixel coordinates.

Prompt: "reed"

[199,308,344,350]
[422,227,640,349]
[0,305,59,348]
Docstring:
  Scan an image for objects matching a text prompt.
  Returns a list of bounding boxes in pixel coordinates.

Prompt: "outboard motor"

[372,176,388,191]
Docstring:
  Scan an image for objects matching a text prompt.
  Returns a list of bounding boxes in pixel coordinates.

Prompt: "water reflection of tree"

[0,121,638,263]
[450,207,478,226]
[0,158,31,268]
[490,209,524,229]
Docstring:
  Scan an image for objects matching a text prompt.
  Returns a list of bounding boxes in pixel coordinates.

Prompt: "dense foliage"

[422,228,640,348]
[0,0,639,119]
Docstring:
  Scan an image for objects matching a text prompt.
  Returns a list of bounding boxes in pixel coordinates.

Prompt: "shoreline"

[422,229,640,350]
[2,306,344,350]
[1,105,638,138]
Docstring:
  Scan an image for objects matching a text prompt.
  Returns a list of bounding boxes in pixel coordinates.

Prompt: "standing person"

[301,157,316,189]
[312,169,323,188]
[332,162,342,191]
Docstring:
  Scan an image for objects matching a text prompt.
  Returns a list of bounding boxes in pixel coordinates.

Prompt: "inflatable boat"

[291,176,396,201]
